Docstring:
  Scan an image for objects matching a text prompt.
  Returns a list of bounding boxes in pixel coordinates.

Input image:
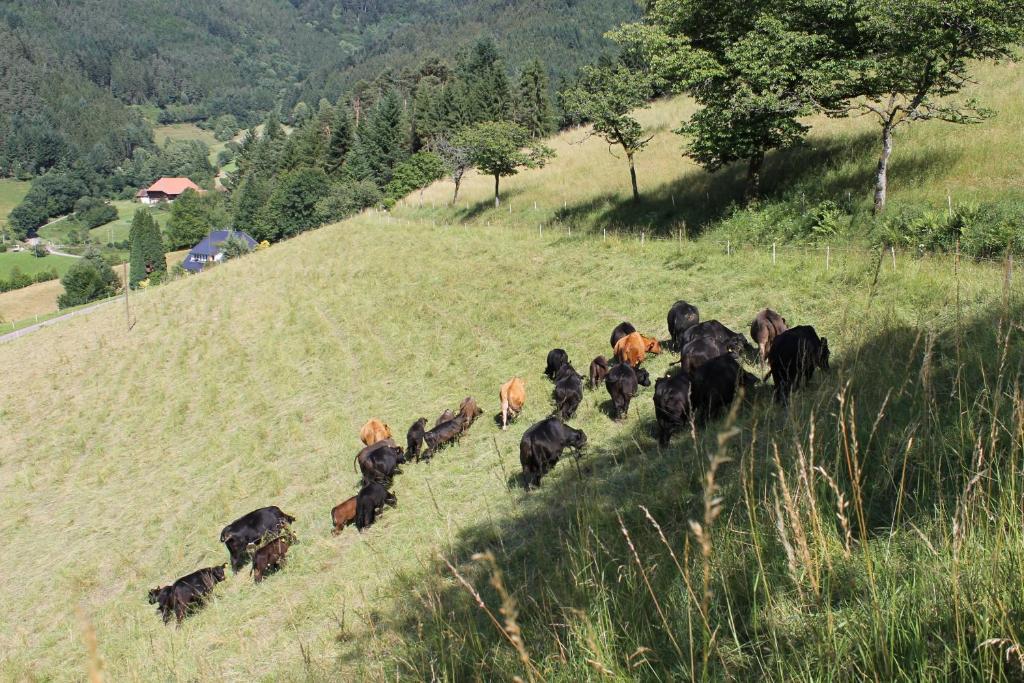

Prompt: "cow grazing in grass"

[519,417,587,488]
[682,320,754,360]
[405,418,428,461]
[545,348,570,379]
[750,308,788,367]
[251,535,292,583]
[331,496,358,534]
[654,370,693,446]
[356,482,397,531]
[220,506,295,573]
[679,336,736,374]
[420,415,467,461]
[552,363,584,420]
[691,354,758,419]
[458,396,485,431]
[359,442,405,486]
[354,438,401,473]
[641,335,663,354]
[768,325,830,403]
[588,355,610,389]
[610,321,637,349]
[613,331,648,367]
[359,418,392,446]
[499,377,526,430]
[606,363,650,420]
[150,564,226,624]
[667,300,700,350]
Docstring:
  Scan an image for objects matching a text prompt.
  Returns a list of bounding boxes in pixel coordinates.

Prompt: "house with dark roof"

[137,177,203,204]
[181,230,257,273]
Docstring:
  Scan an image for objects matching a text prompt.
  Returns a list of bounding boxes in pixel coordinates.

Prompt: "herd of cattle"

[147,300,830,624]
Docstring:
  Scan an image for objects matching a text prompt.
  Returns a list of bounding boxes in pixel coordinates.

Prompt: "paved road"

[0,298,116,344]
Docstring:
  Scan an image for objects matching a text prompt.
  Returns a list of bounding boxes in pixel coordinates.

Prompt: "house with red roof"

[136,177,203,205]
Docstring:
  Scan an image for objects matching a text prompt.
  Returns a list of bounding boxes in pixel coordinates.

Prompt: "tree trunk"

[873,123,894,214]
[744,153,764,204]
[494,175,500,208]
[628,152,640,203]
[451,177,461,205]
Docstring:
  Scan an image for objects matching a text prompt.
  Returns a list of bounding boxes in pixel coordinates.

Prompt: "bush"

[57,251,119,309]
[72,197,118,230]
[32,244,48,258]
[316,180,382,224]
[874,199,1024,257]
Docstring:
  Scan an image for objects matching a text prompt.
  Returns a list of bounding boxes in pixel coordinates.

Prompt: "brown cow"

[499,377,526,430]
[641,335,662,354]
[331,496,358,534]
[613,331,647,367]
[251,536,291,583]
[458,396,484,431]
[435,409,456,427]
[750,308,788,367]
[359,418,392,446]
[588,356,610,389]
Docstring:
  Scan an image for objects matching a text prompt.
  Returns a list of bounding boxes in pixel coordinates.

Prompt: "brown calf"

[499,377,526,430]
[331,496,358,534]
[251,536,291,583]
[359,418,392,446]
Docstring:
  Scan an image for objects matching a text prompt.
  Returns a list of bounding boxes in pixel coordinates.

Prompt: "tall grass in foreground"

[373,282,1024,680]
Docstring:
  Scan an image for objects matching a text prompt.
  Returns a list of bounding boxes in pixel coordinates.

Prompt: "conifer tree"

[364,90,411,186]
[128,209,166,287]
[516,59,556,138]
[326,105,354,175]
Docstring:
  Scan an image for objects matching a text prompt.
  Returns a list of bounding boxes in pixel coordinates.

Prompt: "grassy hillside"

[1,62,1022,681]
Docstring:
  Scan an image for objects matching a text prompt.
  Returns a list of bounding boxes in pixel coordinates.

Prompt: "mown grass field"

[0,178,30,233]
[153,122,225,165]
[0,61,1022,682]
[0,249,189,324]
[0,251,77,279]
[88,201,172,246]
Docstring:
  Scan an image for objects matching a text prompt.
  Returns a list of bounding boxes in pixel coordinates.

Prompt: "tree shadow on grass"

[450,186,530,222]
[550,130,959,237]
[340,301,1021,681]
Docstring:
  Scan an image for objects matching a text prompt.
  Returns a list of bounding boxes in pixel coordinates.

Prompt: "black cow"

[667,300,700,350]
[653,370,692,446]
[679,336,737,374]
[360,443,406,485]
[682,319,754,356]
[552,363,584,420]
[609,321,637,349]
[406,417,427,460]
[519,417,587,488]
[767,325,830,403]
[606,363,651,420]
[588,355,610,389]
[354,438,400,472]
[355,482,398,531]
[419,414,467,461]
[544,348,570,379]
[691,353,758,419]
[151,564,226,624]
[220,506,295,573]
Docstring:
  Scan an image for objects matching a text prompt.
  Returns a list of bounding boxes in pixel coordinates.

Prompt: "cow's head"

[636,367,651,387]
[643,336,662,354]
[384,492,398,508]
[818,338,831,370]
[212,564,227,582]
[568,427,588,452]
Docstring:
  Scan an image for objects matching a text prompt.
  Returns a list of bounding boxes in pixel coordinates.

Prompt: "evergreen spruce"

[128,209,166,287]
[515,59,556,138]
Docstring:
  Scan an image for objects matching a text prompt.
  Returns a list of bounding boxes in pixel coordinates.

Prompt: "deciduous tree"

[455,121,554,207]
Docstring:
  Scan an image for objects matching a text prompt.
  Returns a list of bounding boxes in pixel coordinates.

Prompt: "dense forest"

[0,0,636,177]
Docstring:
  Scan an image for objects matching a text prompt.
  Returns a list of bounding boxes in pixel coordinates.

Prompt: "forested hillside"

[0,0,635,176]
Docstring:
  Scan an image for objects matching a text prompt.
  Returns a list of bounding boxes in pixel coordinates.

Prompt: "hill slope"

[1,65,1023,680]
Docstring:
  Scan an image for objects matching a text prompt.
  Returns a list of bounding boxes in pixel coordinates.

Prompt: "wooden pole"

[891,245,896,271]
[826,245,830,271]
[772,242,776,265]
